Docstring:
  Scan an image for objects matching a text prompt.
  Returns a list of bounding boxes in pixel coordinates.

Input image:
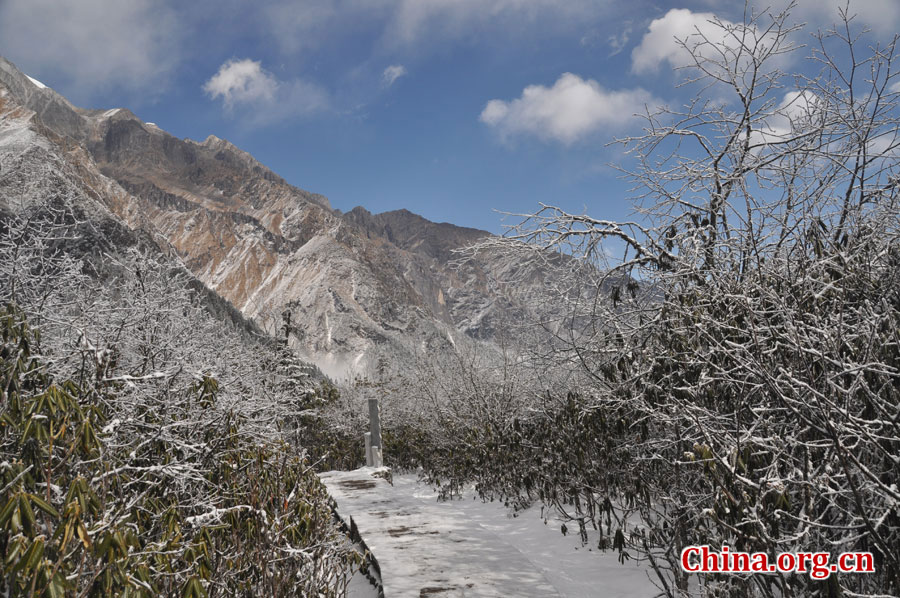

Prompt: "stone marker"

[368,398,382,449]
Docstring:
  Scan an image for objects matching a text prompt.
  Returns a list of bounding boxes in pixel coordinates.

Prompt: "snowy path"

[321,469,658,598]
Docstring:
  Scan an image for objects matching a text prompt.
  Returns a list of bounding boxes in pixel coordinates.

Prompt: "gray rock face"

[0,63,265,341]
[0,56,562,380]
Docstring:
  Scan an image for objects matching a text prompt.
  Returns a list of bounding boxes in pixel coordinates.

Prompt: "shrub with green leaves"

[0,306,358,598]
[0,304,360,597]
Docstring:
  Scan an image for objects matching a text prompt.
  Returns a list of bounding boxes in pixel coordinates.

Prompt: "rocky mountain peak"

[343,206,489,263]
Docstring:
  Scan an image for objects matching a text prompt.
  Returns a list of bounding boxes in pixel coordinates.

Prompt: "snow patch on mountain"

[25,75,46,89]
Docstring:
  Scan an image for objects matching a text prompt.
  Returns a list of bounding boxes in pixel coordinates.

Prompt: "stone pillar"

[368,398,382,448]
[365,432,373,467]
[368,398,383,467]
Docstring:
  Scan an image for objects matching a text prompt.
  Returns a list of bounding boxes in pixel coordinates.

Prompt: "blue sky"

[1,0,897,234]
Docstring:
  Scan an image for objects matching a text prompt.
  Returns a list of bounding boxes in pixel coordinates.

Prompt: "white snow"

[310,351,367,382]
[102,418,121,434]
[0,109,55,200]
[103,108,121,118]
[185,505,255,527]
[322,469,657,598]
[325,312,332,350]
[25,75,46,89]
[345,570,379,598]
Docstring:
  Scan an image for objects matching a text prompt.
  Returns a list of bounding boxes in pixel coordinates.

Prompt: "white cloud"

[390,0,596,43]
[632,8,744,75]
[780,0,900,36]
[382,65,408,87]
[263,0,389,54]
[0,0,178,100]
[606,28,632,57]
[748,88,898,160]
[480,73,656,145]
[580,26,632,56]
[203,59,330,124]
[747,90,822,149]
[263,0,612,53]
[204,59,279,108]
[866,132,900,159]
[889,81,900,94]
[632,3,900,78]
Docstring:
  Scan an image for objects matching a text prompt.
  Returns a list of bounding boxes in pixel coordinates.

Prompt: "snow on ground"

[26,75,47,89]
[345,568,379,598]
[322,469,659,598]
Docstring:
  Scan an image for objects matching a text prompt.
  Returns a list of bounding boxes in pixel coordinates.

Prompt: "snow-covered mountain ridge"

[0,56,561,379]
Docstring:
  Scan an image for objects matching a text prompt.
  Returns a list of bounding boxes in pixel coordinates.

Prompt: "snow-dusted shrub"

[0,200,360,596]
[296,380,369,472]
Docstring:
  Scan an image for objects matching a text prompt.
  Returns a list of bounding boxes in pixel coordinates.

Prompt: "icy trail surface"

[321,469,657,598]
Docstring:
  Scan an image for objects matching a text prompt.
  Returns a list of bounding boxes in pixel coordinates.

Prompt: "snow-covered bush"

[0,200,360,596]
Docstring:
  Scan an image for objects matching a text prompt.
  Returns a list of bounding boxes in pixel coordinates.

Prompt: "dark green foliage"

[0,305,359,597]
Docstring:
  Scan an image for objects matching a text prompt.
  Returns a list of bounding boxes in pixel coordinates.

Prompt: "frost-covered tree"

[0,195,361,596]
[459,4,900,597]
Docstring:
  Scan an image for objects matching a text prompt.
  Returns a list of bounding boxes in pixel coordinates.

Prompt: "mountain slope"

[0,56,561,379]
[0,62,268,340]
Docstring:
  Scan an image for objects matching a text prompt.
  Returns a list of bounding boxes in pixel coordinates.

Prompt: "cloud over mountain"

[204,58,330,124]
[204,59,279,108]
[480,73,655,145]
